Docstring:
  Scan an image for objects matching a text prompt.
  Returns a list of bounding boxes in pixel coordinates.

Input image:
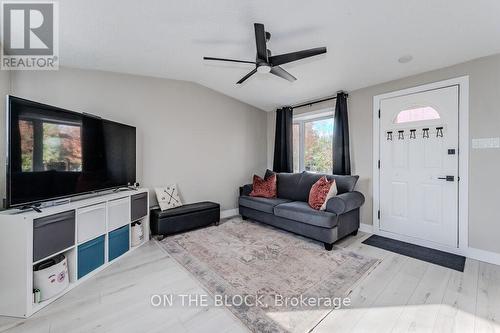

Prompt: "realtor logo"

[1,1,59,70]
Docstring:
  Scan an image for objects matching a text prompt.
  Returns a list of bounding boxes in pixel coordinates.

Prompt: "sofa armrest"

[325,191,365,215]
[239,184,253,196]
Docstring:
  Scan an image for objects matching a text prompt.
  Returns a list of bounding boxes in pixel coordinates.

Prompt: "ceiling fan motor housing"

[257,64,272,73]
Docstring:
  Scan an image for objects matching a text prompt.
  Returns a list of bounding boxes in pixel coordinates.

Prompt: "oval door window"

[394,106,440,124]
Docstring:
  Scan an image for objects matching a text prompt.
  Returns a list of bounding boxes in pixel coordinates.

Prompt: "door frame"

[372,76,469,255]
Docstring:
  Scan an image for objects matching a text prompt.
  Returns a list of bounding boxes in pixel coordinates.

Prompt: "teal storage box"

[109,225,129,261]
[78,235,105,279]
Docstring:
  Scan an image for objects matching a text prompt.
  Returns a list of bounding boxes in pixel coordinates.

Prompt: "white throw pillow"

[320,180,338,211]
[155,184,183,211]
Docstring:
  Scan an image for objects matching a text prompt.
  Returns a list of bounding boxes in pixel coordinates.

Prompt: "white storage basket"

[33,254,69,302]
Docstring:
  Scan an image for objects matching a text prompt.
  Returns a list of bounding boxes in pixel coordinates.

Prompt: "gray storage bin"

[131,192,147,221]
[33,210,75,262]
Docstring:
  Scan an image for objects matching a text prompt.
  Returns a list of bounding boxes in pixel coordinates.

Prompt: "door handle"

[438,176,455,182]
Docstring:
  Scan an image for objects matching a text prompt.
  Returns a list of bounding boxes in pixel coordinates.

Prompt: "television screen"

[6,96,136,208]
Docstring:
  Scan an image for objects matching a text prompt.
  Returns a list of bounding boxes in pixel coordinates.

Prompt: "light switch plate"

[472,137,500,149]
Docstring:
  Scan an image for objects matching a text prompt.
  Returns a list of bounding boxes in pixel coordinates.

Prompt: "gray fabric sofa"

[239,171,365,250]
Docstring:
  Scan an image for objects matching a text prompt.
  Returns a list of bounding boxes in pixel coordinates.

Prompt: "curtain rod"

[292,92,348,109]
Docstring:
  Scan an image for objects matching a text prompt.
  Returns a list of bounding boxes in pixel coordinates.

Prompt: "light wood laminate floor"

[1,228,499,333]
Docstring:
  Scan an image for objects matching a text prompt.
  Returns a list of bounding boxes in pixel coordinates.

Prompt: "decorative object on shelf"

[386,131,393,141]
[33,289,41,304]
[33,254,69,302]
[398,130,405,140]
[155,184,183,211]
[131,222,144,247]
[422,128,430,138]
[410,129,416,139]
[436,126,444,137]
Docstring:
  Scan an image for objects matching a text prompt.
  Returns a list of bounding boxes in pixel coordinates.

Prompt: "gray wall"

[5,67,268,210]
[0,70,10,202]
[268,53,500,254]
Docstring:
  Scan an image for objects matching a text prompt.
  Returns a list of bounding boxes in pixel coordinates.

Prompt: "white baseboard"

[220,208,239,219]
[466,246,500,266]
[359,223,374,234]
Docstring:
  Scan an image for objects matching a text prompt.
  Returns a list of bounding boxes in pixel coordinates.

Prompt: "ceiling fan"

[203,23,327,84]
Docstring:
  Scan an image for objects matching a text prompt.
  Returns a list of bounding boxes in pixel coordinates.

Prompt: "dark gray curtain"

[332,92,351,175]
[273,106,293,173]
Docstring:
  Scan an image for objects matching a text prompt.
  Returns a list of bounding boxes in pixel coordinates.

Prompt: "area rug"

[159,218,380,333]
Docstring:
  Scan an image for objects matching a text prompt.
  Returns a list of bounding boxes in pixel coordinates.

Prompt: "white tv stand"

[0,188,150,318]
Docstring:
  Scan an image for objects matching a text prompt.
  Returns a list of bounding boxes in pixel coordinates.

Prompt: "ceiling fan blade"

[236,68,257,84]
[254,23,268,62]
[270,66,297,82]
[269,47,327,66]
[203,57,256,65]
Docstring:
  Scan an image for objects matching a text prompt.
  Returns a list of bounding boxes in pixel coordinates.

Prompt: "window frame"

[293,110,334,173]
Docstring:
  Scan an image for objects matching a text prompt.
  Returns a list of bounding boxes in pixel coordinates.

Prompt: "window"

[293,114,333,173]
[395,106,440,124]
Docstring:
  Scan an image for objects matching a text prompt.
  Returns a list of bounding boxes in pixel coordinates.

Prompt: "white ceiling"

[60,0,500,111]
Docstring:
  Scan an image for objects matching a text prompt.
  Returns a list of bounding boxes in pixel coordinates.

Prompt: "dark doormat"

[362,235,466,272]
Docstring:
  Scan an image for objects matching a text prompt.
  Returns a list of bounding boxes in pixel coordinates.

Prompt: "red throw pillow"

[249,174,277,198]
[308,176,334,210]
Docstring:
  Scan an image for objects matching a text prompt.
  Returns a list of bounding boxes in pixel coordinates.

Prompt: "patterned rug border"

[156,218,381,333]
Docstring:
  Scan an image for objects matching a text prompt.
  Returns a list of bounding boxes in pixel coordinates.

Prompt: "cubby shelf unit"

[0,188,149,318]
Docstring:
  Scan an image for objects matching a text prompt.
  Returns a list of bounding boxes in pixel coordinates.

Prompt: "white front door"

[379,86,459,248]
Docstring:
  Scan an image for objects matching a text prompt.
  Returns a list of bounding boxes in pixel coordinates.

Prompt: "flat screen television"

[6,96,136,208]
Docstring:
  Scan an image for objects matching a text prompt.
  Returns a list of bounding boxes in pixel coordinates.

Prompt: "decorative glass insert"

[394,106,440,124]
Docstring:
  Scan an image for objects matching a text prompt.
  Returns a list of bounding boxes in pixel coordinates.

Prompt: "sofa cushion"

[276,173,303,201]
[277,172,359,202]
[308,176,335,210]
[249,173,277,198]
[326,174,359,194]
[273,201,338,228]
[300,172,359,196]
[320,180,338,211]
[239,196,291,214]
[264,169,276,179]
